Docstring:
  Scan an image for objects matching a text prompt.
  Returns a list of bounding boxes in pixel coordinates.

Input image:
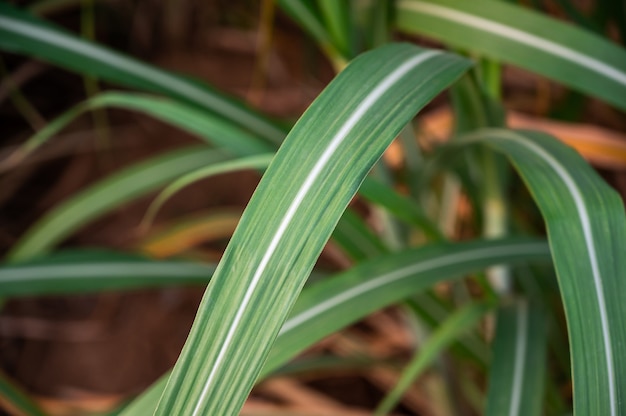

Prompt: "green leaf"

[0,371,47,416]
[485,300,548,416]
[374,301,493,415]
[265,238,548,377]
[119,238,550,416]
[359,177,443,240]
[464,129,626,415]
[154,44,472,416]
[276,0,346,69]
[0,3,286,144]
[7,147,230,261]
[319,0,353,58]
[141,154,275,229]
[0,250,215,296]
[1,92,273,171]
[396,0,626,111]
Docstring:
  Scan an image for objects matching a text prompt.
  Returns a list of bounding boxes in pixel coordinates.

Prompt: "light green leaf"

[7,147,230,261]
[0,3,286,144]
[396,0,626,111]
[464,129,626,415]
[485,300,548,416]
[154,44,472,416]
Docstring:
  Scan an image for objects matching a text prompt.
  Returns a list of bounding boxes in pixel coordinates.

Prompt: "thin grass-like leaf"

[375,301,493,415]
[0,250,214,296]
[464,129,626,415]
[396,0,626,111]
[318,0,353,58]
[276,0,346,69]
[7,147,230,261]
[154,44,472,416]
[0,4,286,144]
[141,154,274,229]
[485,300,548,416]
[0,92,272,171]
[119,238,550,416]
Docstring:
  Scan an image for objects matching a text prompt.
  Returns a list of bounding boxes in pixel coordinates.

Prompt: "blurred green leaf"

[7,147,230,261]
[396,0,626,111]
[485,300,548,416]
[0,250,214,296]
[0,371,47,416]
[375,301,493,415]
[0,3,286,144]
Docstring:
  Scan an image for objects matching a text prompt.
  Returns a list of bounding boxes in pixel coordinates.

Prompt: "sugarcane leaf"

[0,3,286,144]
[396,0,626,111]
[153,44,472,416]
[0,250,215,296]
[485,300,548,416]
[119,238,550,416]
[464,128,626,415]
[7,147,230,261]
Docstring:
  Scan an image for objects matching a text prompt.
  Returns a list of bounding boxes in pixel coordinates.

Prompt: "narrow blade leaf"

[0,4,286,143]
[7,147,230,261]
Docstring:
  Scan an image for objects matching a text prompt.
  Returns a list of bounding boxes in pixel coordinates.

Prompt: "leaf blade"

[396,0,626,111]
[154,44,472,416]
[466,129,626,415]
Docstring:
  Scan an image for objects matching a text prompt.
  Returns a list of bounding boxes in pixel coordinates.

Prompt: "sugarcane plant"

[0,0,625,415]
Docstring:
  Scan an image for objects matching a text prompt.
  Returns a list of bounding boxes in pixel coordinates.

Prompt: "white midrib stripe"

[497,131,616,416]
[279,244,545,334]
[0,15,285,141]
[190,50,442,415]
[509,301,529,416]
[400,0,626,88]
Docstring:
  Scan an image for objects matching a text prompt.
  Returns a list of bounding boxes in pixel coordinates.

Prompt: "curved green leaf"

[465,129,626,415]
[154,44,472,416]
[7,147,230,261]
[0,3,286,144]
[141,154,274,229]
[396,0,626,111]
